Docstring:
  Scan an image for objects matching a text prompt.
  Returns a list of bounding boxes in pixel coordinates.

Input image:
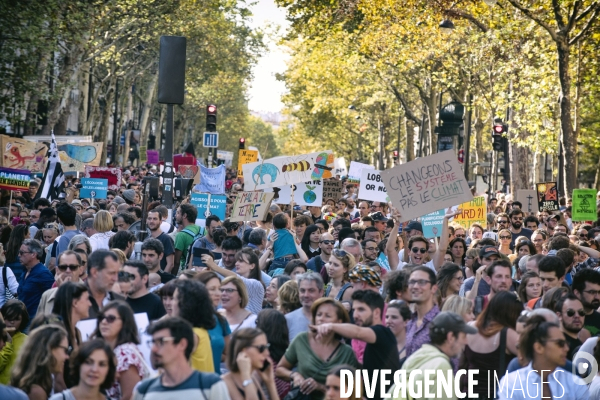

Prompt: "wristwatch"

[242,379,253,387]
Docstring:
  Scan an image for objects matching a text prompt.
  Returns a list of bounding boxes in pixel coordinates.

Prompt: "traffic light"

[392,150,399,161]
[492,120,507,151]
[239,137,246,150]
[148,135,156,150]
[206,104,217,132]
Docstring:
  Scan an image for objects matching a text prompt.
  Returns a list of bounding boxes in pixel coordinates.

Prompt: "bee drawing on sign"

[282,155,311,182]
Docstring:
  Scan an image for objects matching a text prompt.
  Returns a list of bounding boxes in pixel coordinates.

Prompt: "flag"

[35,132,65,201]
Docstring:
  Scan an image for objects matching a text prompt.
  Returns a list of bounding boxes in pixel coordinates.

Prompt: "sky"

[247,0,290,113]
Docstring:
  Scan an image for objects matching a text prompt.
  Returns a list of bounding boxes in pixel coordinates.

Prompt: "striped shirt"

[132,370,230,400]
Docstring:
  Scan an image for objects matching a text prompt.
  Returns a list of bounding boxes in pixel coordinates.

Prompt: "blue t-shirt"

[208,316,231,374]
[272,229,297,258]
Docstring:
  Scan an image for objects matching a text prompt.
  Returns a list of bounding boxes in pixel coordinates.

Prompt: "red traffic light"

[393,150,399,157]
[207,105,217,114]
[239,138,245,143]
[493,124,504,134]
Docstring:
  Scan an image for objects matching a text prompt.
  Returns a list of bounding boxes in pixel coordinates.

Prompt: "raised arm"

[310,322,377,344]
[386,215,401,270]
[203,255,236,278]
[432,209,462,270]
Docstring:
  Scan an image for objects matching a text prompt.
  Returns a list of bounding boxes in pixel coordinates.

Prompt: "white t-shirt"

[0,266,19,307]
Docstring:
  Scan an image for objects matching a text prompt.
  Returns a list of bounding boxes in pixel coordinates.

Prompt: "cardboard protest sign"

[0,166,30,191]
[85,166,122,191]
[421,210,446,238]
[452,196,486,230]
[271,180,324,207]
[237,149,258,177]
[322,179,344,203]
[381,150,472,223]
[516,190,538,214]
[147,150,159,164]
[242,151,334,191]
[358,169,389,203]
[139,146,147,163]
[347,161,371,183]
[80,178,108,199]
[194,164,225,194]
[57,142,103,172]
[190,193,227,220]
[230,191,274,222]
[572,189,597,221]
[334,157,347,177]
[0,135,47,173]
[536,182,559,212]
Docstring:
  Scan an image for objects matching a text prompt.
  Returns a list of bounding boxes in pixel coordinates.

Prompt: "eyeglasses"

[57,345,70,355]
[99,314,121,323]
[57,264,80,271]
[18,251,32,255]
[497,220,508,224]
[147,336,176,347]
[365,247,378,251]
[455,234,466,238]
[499,236,511,240]
[411,247,427,254]
[565,309,586,317]
[320,240,335,245]
[583,289,600,296]
[408,279,432,287]
[249,343,270,353]
[546,338,568,348]
[220,288,238,294]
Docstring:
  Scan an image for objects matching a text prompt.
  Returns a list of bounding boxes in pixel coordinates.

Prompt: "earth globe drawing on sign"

[304,185,317,203]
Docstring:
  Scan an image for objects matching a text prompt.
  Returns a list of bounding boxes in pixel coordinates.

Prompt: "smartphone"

[192,247,211,268]
[260,360,271,372]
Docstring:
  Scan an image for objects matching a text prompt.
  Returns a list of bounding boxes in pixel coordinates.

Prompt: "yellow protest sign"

[452,196,487,230]
[237,149,258,177]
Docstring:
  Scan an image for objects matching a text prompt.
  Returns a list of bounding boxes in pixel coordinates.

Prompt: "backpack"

[183,227,206,268]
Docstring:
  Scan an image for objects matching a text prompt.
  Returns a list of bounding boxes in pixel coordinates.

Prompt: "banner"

[146,150,159,164]
[139,146,147,163]
[382,150,472,222]
[0,136,47,173]
[57,142,103,172]
[230,191,274,222]
[358,169,389,203]
[242,151,334,191]
[237,149,258,177]
[452,196,486,230]
[85,166,122,191]
[516,190,538,214]
[190,193,227,220]
[322,179,344,203]
[194,164,225,194]
[80,178,108,199]
[421,209,446,238]
[347,161,371,183]
[572,189,597,221]
[173,155,195,171]
[333,157,347,177]
[270,180,324,207]
[536,182,559,212]
[0,166,30,191]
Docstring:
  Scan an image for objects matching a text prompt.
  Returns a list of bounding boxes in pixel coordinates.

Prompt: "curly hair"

[173,279,216,330]
[278,280,301,314]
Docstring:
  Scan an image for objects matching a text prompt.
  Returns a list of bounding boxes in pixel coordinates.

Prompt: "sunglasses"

[455,234,466,238]
[249,343,270,353]
[499,236,511,240]
[320,240,335,245]
[99,314,120,323]
[333,249,348,258]
[57,264,80,271]
[546,338,568,348]
[118,271,135,281]
[411,247,427,254]
[565,309,586,317]
[497,220,508,224]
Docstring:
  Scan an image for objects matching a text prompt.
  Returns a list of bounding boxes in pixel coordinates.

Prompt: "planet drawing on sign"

[58,144,97,163]
[304,185,317,204]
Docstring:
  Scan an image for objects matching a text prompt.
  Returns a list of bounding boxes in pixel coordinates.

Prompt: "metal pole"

[111,79,119,164]
[464,93,473,181]
[162,104,174,209]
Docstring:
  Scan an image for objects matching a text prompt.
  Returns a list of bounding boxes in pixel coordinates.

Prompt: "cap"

[548,214,561,221]
[123,169,131,175]
[111,196,126,205]
[479,245,500,259]
[122,189,136,203]
[349,264,382,287]
[406,221,423,233]
[71,199,82,207]
[431,312,477,336]
[369,212,388,222]
[482,231,498,242]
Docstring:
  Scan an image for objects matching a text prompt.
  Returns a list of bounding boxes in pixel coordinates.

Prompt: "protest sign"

[347,161,371,183]
[572,189,597,221]
[173,155,195,171]
[421,210,446,238]
[242,151,334,191]
[452,196,486,230]
[57,142,103,172]
[80,178,108,199]
[334,157,347,177]
[147,150,159,164]
[139,146,147,163]
[271,180,324,206]
[0,135,47,173]
[536,182,559,212]
[194,164,225,194]
[190,193,227,220]
[0,166,30,191]
[230,191,274,222]
[516,190,538,214]
[237,149,258,177]
[84,166,122,191]
[217,150,234,167]
[358,169,389,203]
[322,179,344,203]
[381,150,472,222]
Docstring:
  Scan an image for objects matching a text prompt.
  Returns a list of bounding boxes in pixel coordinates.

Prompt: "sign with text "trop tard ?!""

[381,150,472,223]
[230,191,274,222]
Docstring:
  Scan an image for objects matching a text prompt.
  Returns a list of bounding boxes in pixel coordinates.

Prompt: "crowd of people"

[0,166,600,400]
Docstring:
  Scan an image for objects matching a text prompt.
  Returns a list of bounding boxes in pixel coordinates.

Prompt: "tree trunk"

[425,91,437,156]
[556,38,576,196]
[54,94,73,135]
[405,117,414,162]
[472,105,485,176]
[139,73,158,147]
[97,83,114,166]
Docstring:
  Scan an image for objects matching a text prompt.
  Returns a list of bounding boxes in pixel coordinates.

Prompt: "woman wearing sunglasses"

[498,229,513,257]
[223,327,279,400]
[325,249,355,302]
[92,300,150,400]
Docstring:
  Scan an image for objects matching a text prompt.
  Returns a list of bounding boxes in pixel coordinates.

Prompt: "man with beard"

[146,210,175,273]
[173,204,200,271]
[361,239,379,263]
[124,260,166,321]
[311,290,400,400]
[134,317,230,399]
[572,268,600,336]
[474,260,513,315]
[306,232,334,273]
[142,238,176,284]
[555,294,587,361]
[509,209,532,249]
[405,266,439,357]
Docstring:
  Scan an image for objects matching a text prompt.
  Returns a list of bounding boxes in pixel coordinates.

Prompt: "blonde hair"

[94,210,114,233]
[110,248,127,265]
[221,276,249,309]
[442,295,473,318]
[278,280,301,314]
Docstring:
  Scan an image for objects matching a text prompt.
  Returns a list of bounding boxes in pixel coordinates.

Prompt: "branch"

[576,1,600,22]
[566,0,582,32]
[552,0,567,30]
[569,5,600,44]
[504,0,559,42]
[391,86,422,125]
[444,9,489,33]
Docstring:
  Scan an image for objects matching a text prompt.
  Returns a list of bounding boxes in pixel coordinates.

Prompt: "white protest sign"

[347,161,371,183]
[230,191,274,222]
[270,180,324,206]
[242,151,334,190]
[334,157,347,177]
[358,169,389,203]
[381,150,473,222]
[516,190,538,214]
